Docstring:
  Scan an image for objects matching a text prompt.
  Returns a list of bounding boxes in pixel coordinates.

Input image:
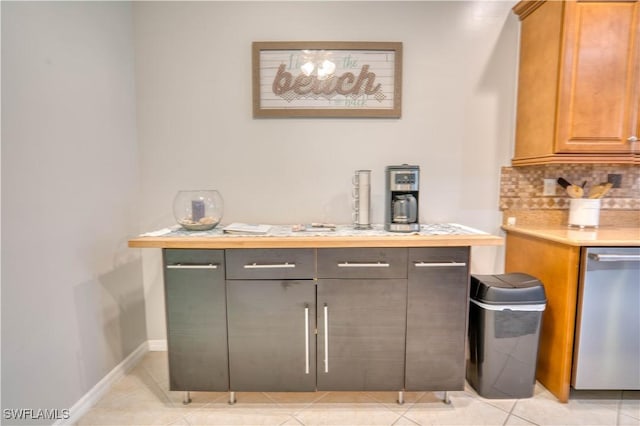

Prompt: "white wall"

[0,0,518,417]
[1,1,146,421]
[133,1,519,340]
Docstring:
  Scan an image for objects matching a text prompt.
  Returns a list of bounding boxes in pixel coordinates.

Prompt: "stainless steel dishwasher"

[572,247,640,390]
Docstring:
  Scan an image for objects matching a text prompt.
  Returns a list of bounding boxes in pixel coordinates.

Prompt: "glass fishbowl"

[173,190,223,231]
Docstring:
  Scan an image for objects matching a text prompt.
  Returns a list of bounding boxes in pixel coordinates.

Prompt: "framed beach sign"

[252,41,402,118]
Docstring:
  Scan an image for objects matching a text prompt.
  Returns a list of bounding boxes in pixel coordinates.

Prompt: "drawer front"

[164,249,225,278]
[317,248,407,279]
[408,247,469,276]
[225,248,315,280]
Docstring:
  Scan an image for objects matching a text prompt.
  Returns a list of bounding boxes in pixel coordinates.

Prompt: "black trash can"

[466,273,546,399]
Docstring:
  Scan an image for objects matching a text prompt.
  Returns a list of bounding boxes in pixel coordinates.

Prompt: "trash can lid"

[470,273,547,305]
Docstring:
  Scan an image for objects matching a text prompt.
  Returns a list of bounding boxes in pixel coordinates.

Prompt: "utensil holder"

[568,198,600,228]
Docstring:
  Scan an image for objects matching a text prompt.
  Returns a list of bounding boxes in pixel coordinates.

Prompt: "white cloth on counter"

[139,223,488,238]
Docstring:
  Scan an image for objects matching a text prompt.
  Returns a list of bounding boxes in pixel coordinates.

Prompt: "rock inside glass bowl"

[173,190,223,231]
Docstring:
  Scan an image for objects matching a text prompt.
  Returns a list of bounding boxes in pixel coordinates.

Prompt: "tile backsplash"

[500,164,640,211]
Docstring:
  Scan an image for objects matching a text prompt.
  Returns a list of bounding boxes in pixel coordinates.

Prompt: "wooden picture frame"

[252,41,402,118]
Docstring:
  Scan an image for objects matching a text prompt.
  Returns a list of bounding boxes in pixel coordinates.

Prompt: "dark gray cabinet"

[225,249,316,391]
[317,247,408,280]
[405,247,470,391]
[226,280,316,391]
[163,249,229,391]
[316,248,408,391]
[316,278,407,390]
[162,246,471,395]
[225,248,315,280]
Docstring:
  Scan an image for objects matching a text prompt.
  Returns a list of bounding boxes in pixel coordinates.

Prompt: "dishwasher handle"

[588,253,640,262]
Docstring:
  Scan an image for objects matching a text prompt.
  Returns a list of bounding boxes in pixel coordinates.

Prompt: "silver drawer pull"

[166,264,218,269]
[414,261,467,267]
[243,262,296,269]
[337,262,390,268]
[304,305,310,375]
[588,254,640,262]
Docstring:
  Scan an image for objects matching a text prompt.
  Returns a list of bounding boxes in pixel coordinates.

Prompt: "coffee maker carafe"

[392,194,417,223]
[385,164,420,232]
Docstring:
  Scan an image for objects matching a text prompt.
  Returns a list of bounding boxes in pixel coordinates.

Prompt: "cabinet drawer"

[317,248,407,279]
[408,247,469,276]
[225,249,315,280]
[164,249,225,278]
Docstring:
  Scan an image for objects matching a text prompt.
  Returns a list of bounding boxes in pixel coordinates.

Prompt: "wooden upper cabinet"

[512,0,639,165]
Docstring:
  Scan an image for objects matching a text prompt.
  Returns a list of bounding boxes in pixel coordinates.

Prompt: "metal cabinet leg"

[228,391,236,405]
[397,391,405,405]
[182,391,191,405]
[443,391,451,405]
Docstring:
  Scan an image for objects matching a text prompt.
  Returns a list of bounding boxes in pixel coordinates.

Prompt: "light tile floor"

[78,352,640,426]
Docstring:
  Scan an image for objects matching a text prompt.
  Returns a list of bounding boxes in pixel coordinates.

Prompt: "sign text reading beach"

[272,64,382,98]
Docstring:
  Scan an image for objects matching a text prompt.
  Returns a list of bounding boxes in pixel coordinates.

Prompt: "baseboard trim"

[56,341,149,425]
[148,339,167,351]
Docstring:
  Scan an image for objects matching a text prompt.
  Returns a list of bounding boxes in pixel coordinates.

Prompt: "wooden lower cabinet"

[504,233,581,402]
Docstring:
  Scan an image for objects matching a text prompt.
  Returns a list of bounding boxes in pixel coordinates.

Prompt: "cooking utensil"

[588,182,613,199]
[557,177,584,198]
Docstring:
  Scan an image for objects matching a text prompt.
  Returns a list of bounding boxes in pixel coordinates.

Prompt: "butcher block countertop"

[501,224,640,247]
[128,223,504,249]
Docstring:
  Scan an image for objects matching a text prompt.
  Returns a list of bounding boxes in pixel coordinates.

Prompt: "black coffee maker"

[385,164,420,232]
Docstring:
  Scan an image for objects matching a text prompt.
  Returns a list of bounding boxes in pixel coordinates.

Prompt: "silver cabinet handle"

[304,305,310,375]
[627,135,638,143]
[323,304,329,373]
[413,261,467,267]
[243,262,296,269]
[166,264,218,269]
[588,253,640,262]
[337,262,390,268]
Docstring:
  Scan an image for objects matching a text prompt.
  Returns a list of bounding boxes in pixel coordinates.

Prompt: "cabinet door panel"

[556,1,638,152]
[164,249,229,391]
[405,247,470,391]
[514,0,565,160]
[227,280,316,391]
[317,278,407,391]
